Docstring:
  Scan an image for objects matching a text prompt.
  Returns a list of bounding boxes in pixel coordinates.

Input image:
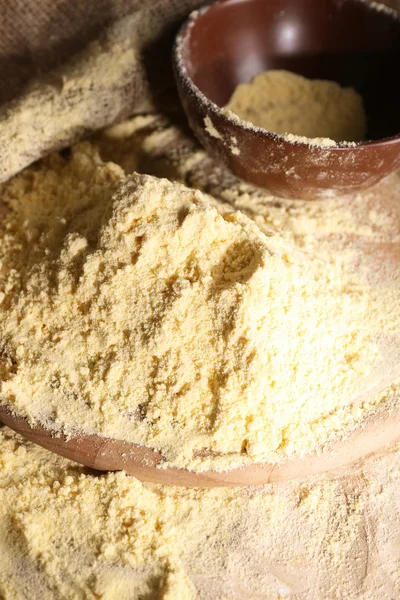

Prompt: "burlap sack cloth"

[0,0,208,182]
[0,0,399,183]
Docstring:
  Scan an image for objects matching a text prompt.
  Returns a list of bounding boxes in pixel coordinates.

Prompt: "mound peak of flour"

[0,146,381,471]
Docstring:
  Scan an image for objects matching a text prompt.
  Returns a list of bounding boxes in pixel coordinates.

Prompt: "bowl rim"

[173,0,400,151]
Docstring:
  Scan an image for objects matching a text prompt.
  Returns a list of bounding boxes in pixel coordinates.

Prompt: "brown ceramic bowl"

[173,0,400,199]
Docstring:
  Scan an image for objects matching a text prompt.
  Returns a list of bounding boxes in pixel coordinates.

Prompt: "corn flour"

[0,107,400,599]
[0,139,397,471]
[224,70,367,146]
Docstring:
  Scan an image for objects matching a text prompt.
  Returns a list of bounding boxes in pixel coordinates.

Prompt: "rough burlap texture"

[0,0,398,183]
[0,0,207,182]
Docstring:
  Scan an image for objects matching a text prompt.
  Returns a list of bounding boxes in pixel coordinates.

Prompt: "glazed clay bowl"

[173,0,400,200]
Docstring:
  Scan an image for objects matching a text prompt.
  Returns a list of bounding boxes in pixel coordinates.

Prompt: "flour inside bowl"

[224,70,367,147]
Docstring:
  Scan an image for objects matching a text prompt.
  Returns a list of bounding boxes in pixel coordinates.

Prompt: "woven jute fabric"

[0,0,208,182]
[0,0,206,104]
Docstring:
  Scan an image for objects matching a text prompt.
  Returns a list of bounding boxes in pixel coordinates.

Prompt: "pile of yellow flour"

[0,143,394,471]
[0,136,396,471]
